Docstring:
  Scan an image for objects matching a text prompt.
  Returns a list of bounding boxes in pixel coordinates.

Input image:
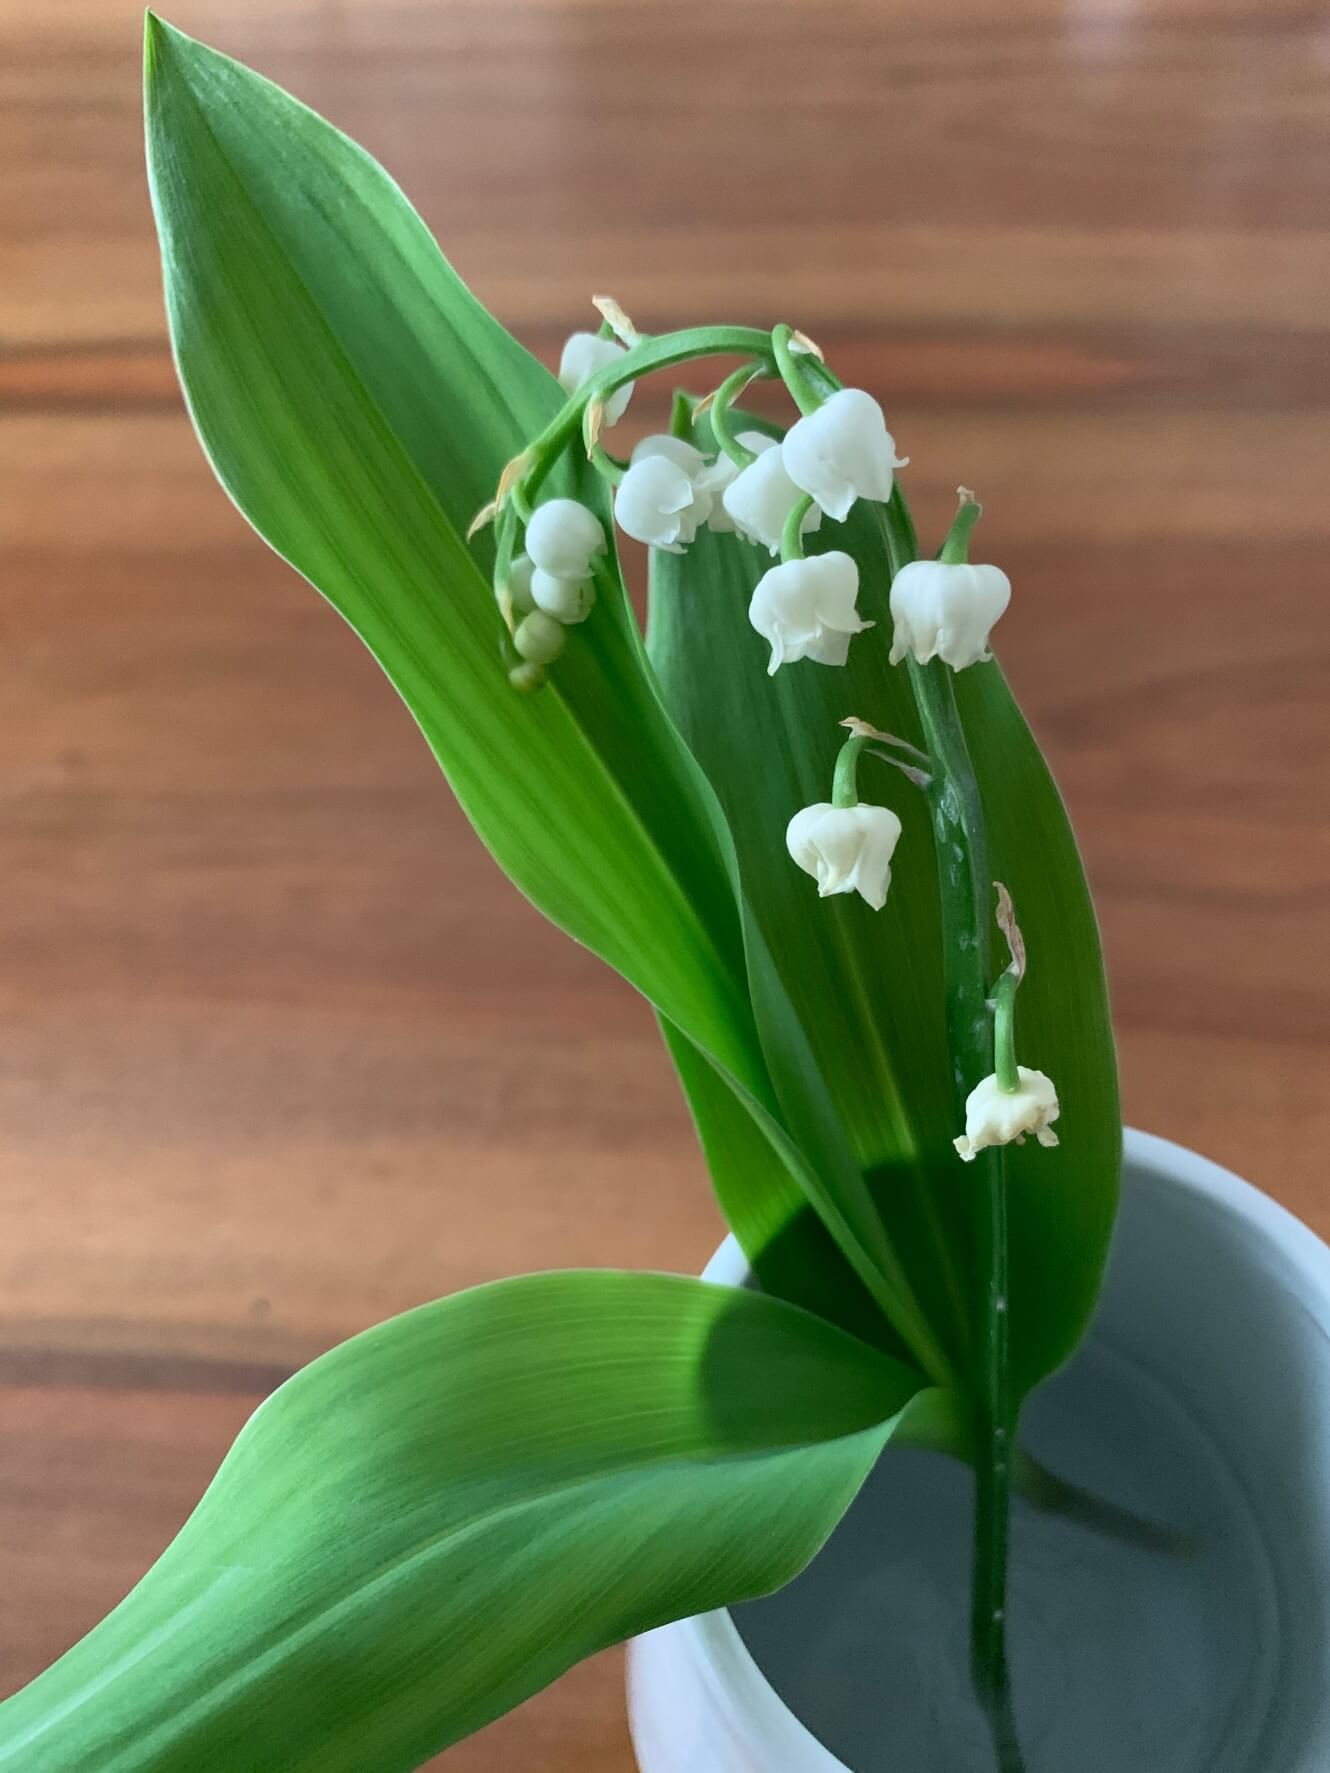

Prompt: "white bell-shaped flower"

[701,432,778,533]
[785,801,903,912]
[748,550,871,675]
[888,560,1011,671]
[513,610,567,665]
[615,451,712,553]
[953,1067,1060,1163]
[722,442,824,554]
[530,567,595,625]
[557,331,632,425]
[524,499,606,581]
[782,388,907,522]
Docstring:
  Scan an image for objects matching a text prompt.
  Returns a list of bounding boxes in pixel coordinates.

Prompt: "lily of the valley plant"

[0,19,1123,1773]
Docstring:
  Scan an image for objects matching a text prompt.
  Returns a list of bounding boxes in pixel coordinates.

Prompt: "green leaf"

[648,498,1120,1399]
[140,16,891,1342]
[0,1272,925,1771]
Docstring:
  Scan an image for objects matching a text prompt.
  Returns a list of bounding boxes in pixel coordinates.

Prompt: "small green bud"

[514,610,567,665]
[508,661,548,694]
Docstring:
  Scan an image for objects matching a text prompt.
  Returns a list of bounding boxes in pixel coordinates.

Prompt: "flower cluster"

[505,497,605,676]
[484,309,1060,1170]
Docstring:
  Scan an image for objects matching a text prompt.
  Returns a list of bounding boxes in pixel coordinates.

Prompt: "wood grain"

[2,1,1327,1765]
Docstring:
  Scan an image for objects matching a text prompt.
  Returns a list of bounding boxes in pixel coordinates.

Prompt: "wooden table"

[3,1,1327,1765]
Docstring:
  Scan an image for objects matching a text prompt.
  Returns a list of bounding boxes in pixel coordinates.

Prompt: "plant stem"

[875,491,1025,1773]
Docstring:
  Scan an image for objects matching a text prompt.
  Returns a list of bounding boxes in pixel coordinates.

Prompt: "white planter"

[628,1129,1330,1772]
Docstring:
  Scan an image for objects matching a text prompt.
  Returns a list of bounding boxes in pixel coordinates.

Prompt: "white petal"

[630,434,710,476]
[557,331,632,425]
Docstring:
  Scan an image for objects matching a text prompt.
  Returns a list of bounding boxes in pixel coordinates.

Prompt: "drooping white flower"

[524,499,606,581]
[702,432,779,533]
[503,553,537,615]
[782,388,907,522]
[558,331,633,425]
[615,451,712,553]
[888,560,1011,671]
[953,1068,1060,1163]
[785,801,903,911]
[513,610,567,665]
[722,442,824,554]
[530,568,595,625]
[748,550,871,675]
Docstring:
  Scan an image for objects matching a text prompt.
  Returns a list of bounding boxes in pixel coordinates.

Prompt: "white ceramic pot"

[628,1129,1330,1772]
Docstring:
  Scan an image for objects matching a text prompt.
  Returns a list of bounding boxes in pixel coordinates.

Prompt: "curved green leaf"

[0,1272,924,1771]
[141,15,897,1341]
[648,497,1120,1398]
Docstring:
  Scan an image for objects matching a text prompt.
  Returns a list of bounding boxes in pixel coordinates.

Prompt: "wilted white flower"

[615,451,712,553]
[524,499,606,581]
[748,550,871,675]
[785,801,903,911]
[513,610,567,665]
[782,388,907,522]
[558,332,632,425]
[531,568,595,625]
[954,1068,1060,1162]
[722,442,824,554]
[888,560,1011,671]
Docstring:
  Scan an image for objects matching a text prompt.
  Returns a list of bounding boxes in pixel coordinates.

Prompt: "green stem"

[519,325,776,504]
[779,493,815,565]
[991,970,1021,1094]
[832,733,869,808]
[710,362,764,465]
[771,322,823,415]
[875,492,1024,1773]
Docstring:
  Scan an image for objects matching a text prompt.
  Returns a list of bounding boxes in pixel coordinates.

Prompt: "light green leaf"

[0,1272,925,1771]
[648,493,1120,1398]
[141,16,895,1343]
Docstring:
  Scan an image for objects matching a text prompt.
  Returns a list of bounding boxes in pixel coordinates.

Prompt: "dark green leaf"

[649,493,1119,1398]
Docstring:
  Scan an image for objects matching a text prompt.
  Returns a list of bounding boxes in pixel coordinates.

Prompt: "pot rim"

[650,1126,1330,1772]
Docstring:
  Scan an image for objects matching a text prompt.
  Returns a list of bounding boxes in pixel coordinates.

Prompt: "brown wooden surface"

[3,1,1328,1765]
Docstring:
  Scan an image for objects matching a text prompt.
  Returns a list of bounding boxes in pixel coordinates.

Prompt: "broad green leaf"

[0,1271,926,1771]
[648,498,1120,1399]
[141,16,900,1346]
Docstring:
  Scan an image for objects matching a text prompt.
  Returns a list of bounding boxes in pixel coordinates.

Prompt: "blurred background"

[3,0,1327,1764]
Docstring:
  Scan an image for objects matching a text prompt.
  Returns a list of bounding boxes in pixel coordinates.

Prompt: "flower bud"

[508,661,547,693]
[785,801,903,911]
[953,1068,1060,1163]
[530,567,595,625]
[513,609,567,665]
[524,499,606,581]
[558,331,633,425]
[504,552,537,615]
[615,452,712,553]
[888,560,1011,672]
[781,388,907,522]
[722,442,823,555]
[748,551,871,675]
